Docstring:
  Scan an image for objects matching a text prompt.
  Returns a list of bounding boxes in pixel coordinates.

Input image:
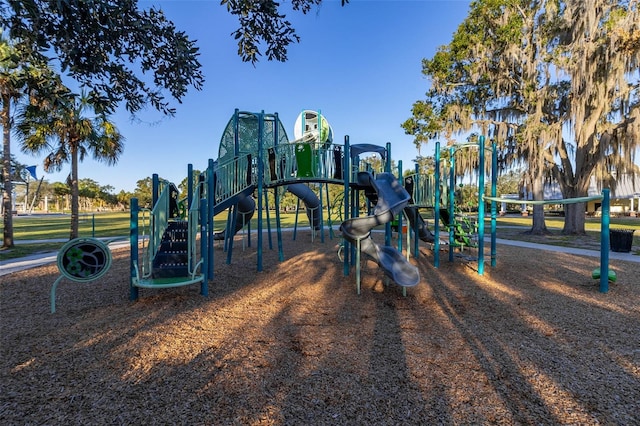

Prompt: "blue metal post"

[264,190,272,250]
[397,160,403,253]
[152,173,159,207]
[257,111,264,272]
[385,142,392,247]
[434,142,441,268]
[600,189,610,293]
[200,198,209,296]
[207,159,215,277]
[413,163,420,259]
[343,135,351,276]
[478,135,485,275]
[188,164,193,212]
[275,188,284,261]
[449,147,455,263]
[129,198,139,301]
[491,141,497,267]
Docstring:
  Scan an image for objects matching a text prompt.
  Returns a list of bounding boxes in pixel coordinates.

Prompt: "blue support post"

[343,136,351,277]
[275,188,284,261]
[490,141,497,267]
[129,198,139,301]
[434,142,441,268]
[478,135,486,275]
[448,147,455,263]
[152,173,159,207]
[264,190,273,250]
[319,183,325,243]
[385,142,392,248]
[413,163,420,259]
[200,198,209,296]
[188,164,193,212]
[207,159,215,278]
[600,189,610,293]
[397,160,403,253]
[257,111,264,272]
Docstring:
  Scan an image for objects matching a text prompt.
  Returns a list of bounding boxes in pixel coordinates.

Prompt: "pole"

[129,198,139,301]
[600,189,610,293]
[478,135,485,275]
[434,142,441,268]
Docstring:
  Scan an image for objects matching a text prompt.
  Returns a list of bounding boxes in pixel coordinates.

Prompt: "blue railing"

[214,154,254,205]
[262,141,344,186]
[188,184,203,277]
[141,180,170,278]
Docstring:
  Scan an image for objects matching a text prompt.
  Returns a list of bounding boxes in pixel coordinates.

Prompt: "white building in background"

[517,173,640,216]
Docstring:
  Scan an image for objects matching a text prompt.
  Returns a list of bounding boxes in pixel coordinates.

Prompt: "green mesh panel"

[218,111,290,163]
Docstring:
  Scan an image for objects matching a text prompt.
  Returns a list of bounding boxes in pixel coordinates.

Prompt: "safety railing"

[214,153,254,205]
[141,180,170,278]
[188,184,203,276]
[263,141,345,186]
[404,173,443,207]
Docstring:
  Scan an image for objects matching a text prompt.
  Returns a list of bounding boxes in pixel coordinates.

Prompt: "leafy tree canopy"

[1,0,349,116]
[2,0,204,115]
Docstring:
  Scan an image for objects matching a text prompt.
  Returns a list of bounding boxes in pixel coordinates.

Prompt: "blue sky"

[14,0,472,192]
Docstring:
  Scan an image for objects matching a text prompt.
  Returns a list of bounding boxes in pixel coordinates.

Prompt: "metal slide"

[403,206,438,243]
[215,183,320,240]
[340,172,420,287]
[287,183,321,230]
[214,194,256,240]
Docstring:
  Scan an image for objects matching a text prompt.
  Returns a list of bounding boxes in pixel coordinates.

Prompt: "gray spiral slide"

[215,183,320,240]
[340,172,420,287]
[404,206,438,243]
[214,193,256,240]
[286,183,321,230]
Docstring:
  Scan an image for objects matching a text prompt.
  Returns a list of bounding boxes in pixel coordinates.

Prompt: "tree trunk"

[2,94,14,248]
[70,144,79,240]
[529,170,548,235]
[563,201,586,235]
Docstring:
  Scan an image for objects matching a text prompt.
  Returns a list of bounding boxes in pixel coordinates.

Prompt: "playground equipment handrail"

[144,180,170,277]
[214,154,254,208]
[404,172,442,208]
[262,141,345,187]
[188,184,203,277]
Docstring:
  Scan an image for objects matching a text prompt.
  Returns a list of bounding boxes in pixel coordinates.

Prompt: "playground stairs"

[152,220,189,278]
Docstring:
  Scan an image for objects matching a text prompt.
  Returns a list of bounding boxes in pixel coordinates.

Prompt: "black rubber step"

[152,263,189,278]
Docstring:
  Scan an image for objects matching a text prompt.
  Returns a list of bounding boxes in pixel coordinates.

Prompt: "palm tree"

[1,33,58,247]
[1,35,28,248]
[18,91,124,239]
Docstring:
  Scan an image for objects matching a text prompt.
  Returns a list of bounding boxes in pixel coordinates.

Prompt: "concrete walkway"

[1,233,638,278]
[0,237,131,277]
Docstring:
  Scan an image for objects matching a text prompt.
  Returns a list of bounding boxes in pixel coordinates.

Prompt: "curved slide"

[287,183,321,230]
[214,194,256,240]
[215,183,321,240]
[404,206,438,243]
[340,172,420,287]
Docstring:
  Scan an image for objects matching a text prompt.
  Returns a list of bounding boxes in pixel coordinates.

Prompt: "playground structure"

[129,109,444,298]
[128,110,617,301]
[425,137,614,293]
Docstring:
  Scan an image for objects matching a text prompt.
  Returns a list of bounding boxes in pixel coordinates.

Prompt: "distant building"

[518,173,640,215]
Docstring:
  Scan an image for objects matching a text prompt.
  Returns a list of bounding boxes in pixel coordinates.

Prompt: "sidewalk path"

[1,235,638,278]
[1,238,130,277]
[491,238,639,263]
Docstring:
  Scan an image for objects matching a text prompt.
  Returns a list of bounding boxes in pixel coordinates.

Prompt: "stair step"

[153,252,188,267]
[160,240,188,252]
[152,263,189,279]
[168,220,188,230]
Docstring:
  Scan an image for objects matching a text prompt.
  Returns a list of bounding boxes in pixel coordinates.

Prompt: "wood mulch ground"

[1,231,639,425]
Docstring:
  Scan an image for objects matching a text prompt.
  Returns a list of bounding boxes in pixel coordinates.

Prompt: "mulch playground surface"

[2,234,639,424]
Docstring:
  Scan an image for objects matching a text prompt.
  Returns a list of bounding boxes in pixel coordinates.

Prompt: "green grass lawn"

[1,210,638,261]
